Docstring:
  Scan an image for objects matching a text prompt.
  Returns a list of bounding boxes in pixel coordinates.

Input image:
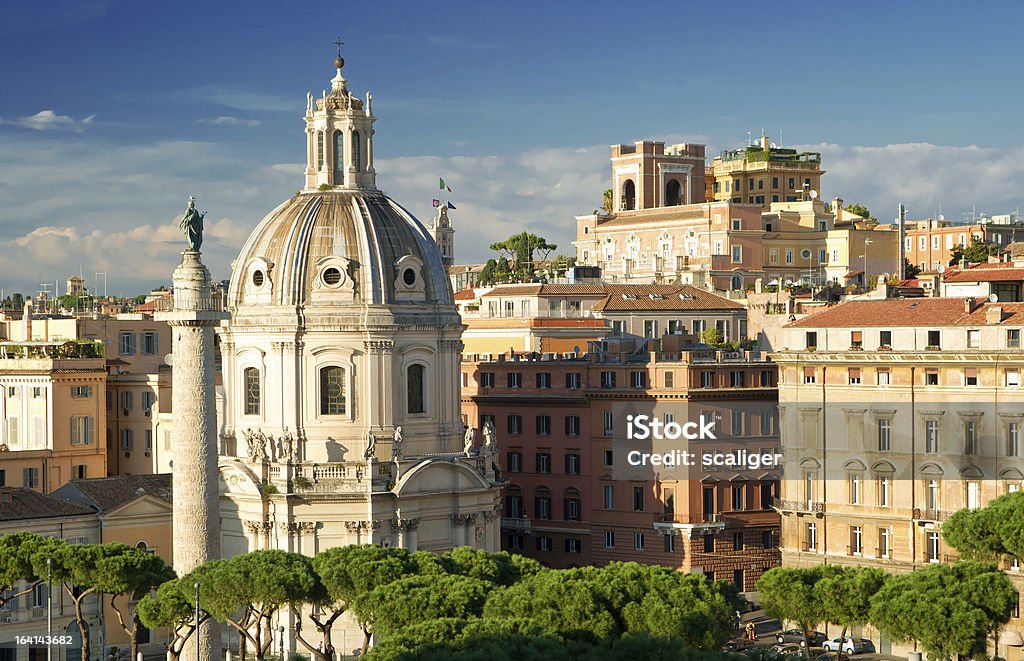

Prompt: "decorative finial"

[333,36,345,70]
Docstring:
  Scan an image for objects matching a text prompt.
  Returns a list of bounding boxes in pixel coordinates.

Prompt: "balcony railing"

[913,508,950,521]
[776,499,825,514]
[501,517,532,533]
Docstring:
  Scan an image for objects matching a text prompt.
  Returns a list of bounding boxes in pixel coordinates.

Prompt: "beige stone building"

[0,474,173,661]
[0,313,173,477]
[772,297,1024,658]
[706,135,824,211]
[214,54,501,658]
[0,341,107,492]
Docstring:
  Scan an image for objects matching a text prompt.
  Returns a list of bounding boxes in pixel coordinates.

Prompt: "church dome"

[226,54,453,313]
[228,189,452,309]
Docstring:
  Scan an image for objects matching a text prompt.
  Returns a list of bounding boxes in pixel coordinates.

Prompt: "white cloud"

[3,132,1024,297]
[1,110,95,132]
[799,142,1024,221]
[198,116,262,128]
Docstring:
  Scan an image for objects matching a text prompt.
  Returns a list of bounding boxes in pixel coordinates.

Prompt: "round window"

[402,268,416,286]
[252,270,265,287]
[323,267,342,285]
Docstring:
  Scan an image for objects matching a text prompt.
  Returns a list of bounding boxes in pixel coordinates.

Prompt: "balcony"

[0,340,104,360]
[501,517,532,533]
[775,499,825,514]
[913,508,949,522]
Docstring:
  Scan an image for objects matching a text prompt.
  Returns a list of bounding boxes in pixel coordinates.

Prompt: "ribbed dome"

[228,190,452,310]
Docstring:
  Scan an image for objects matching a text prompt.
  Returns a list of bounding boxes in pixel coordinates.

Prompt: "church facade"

[213,53,500,650]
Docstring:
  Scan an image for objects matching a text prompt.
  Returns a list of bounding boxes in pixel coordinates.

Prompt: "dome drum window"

[241,257,274,304]
[311,256,356,303]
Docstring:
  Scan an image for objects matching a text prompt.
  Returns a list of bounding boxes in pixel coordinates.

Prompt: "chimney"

[761,134,770,150]
[986,305,1005,325]
[22,298,32,341]
[965,297,978,313]
[833,198,844,222]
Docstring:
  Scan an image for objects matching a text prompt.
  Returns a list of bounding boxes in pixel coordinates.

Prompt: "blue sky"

[2,0,1024,295]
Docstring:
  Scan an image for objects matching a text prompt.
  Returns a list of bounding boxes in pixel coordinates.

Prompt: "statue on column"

[463,425,476,456]
[179,195,206,251]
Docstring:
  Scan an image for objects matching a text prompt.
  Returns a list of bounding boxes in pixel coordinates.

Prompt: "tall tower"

[430,205,455,274]
[304,46,376,191]
[156,223,230,661]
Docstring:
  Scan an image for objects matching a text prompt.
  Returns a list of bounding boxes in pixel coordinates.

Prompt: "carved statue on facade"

[392,426,404,460]
[244,428,268,463]
[364,429,376,460]
[482,419,497,455]
[179,195,206,251]
[280,427,295,463]
[463,424,476,456]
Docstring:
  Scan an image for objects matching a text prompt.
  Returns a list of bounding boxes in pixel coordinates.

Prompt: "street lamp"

[279,625,285,658]
[47,558,52,661]
[193,582,200,661]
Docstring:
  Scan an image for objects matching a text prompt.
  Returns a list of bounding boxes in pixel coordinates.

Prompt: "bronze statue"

[180,196,206,251]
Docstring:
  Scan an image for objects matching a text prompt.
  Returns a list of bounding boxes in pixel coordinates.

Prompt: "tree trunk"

[361,628,372,656]
[129,611,140,661]
[835,626,848,661]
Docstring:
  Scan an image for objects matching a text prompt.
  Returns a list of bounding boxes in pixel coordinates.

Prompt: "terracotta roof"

[0,488,95,521]
[453,288,477,301]
[786,298,972,328]
[593,285,743,312]
[52,474,172,513]
[957,303,1024,326]
[481,284,608,297]
[944,266,1024,282]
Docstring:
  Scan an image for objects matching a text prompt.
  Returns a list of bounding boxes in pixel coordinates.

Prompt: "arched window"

[333,130,344,174]
[731,275,743,291]
[317,131,325,171]
[244,367,260,415]
[407,363,425,414]
[622,179,635,210]
[665,179,682,206]
[351,130,361,171]
[320,366,346,415]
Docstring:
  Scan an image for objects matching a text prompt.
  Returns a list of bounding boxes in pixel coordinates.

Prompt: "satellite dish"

[770,142,777,148]
[809,190,819,199]
[990,293,999,302]
[938,214,945,221]
[573,345,580,353]
[164,353,174,366]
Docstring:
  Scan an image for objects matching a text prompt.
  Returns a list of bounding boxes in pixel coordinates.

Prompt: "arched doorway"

[665,179,682,206]
[622,180,635,211]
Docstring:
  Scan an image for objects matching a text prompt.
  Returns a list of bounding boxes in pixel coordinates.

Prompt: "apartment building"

[0,474,172,661]
[0,341,107,492]
[0,311,173,476]
[461,339,779,592]
[904,219,1024,274]
[706,135,824,211]
[772,297,1024,656]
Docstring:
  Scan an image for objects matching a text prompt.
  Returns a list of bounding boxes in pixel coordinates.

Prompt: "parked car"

[821,637,870,654]
[723,639,756,653]
[769,643,805,658]
[775,629,828,647]
[814,653,850,661]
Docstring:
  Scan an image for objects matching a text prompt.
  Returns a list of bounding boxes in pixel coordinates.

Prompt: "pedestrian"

[746,621,757,641]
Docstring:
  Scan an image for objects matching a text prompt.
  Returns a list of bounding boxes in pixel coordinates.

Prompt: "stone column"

[157,250,229,661]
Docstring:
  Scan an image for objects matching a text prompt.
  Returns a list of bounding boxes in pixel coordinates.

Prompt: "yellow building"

[707,134,824,211]
[0,474,172,661]
[0,313,174,476]
[772,297,1024,658]
[0,341,107,492]
[762,199,899,288]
